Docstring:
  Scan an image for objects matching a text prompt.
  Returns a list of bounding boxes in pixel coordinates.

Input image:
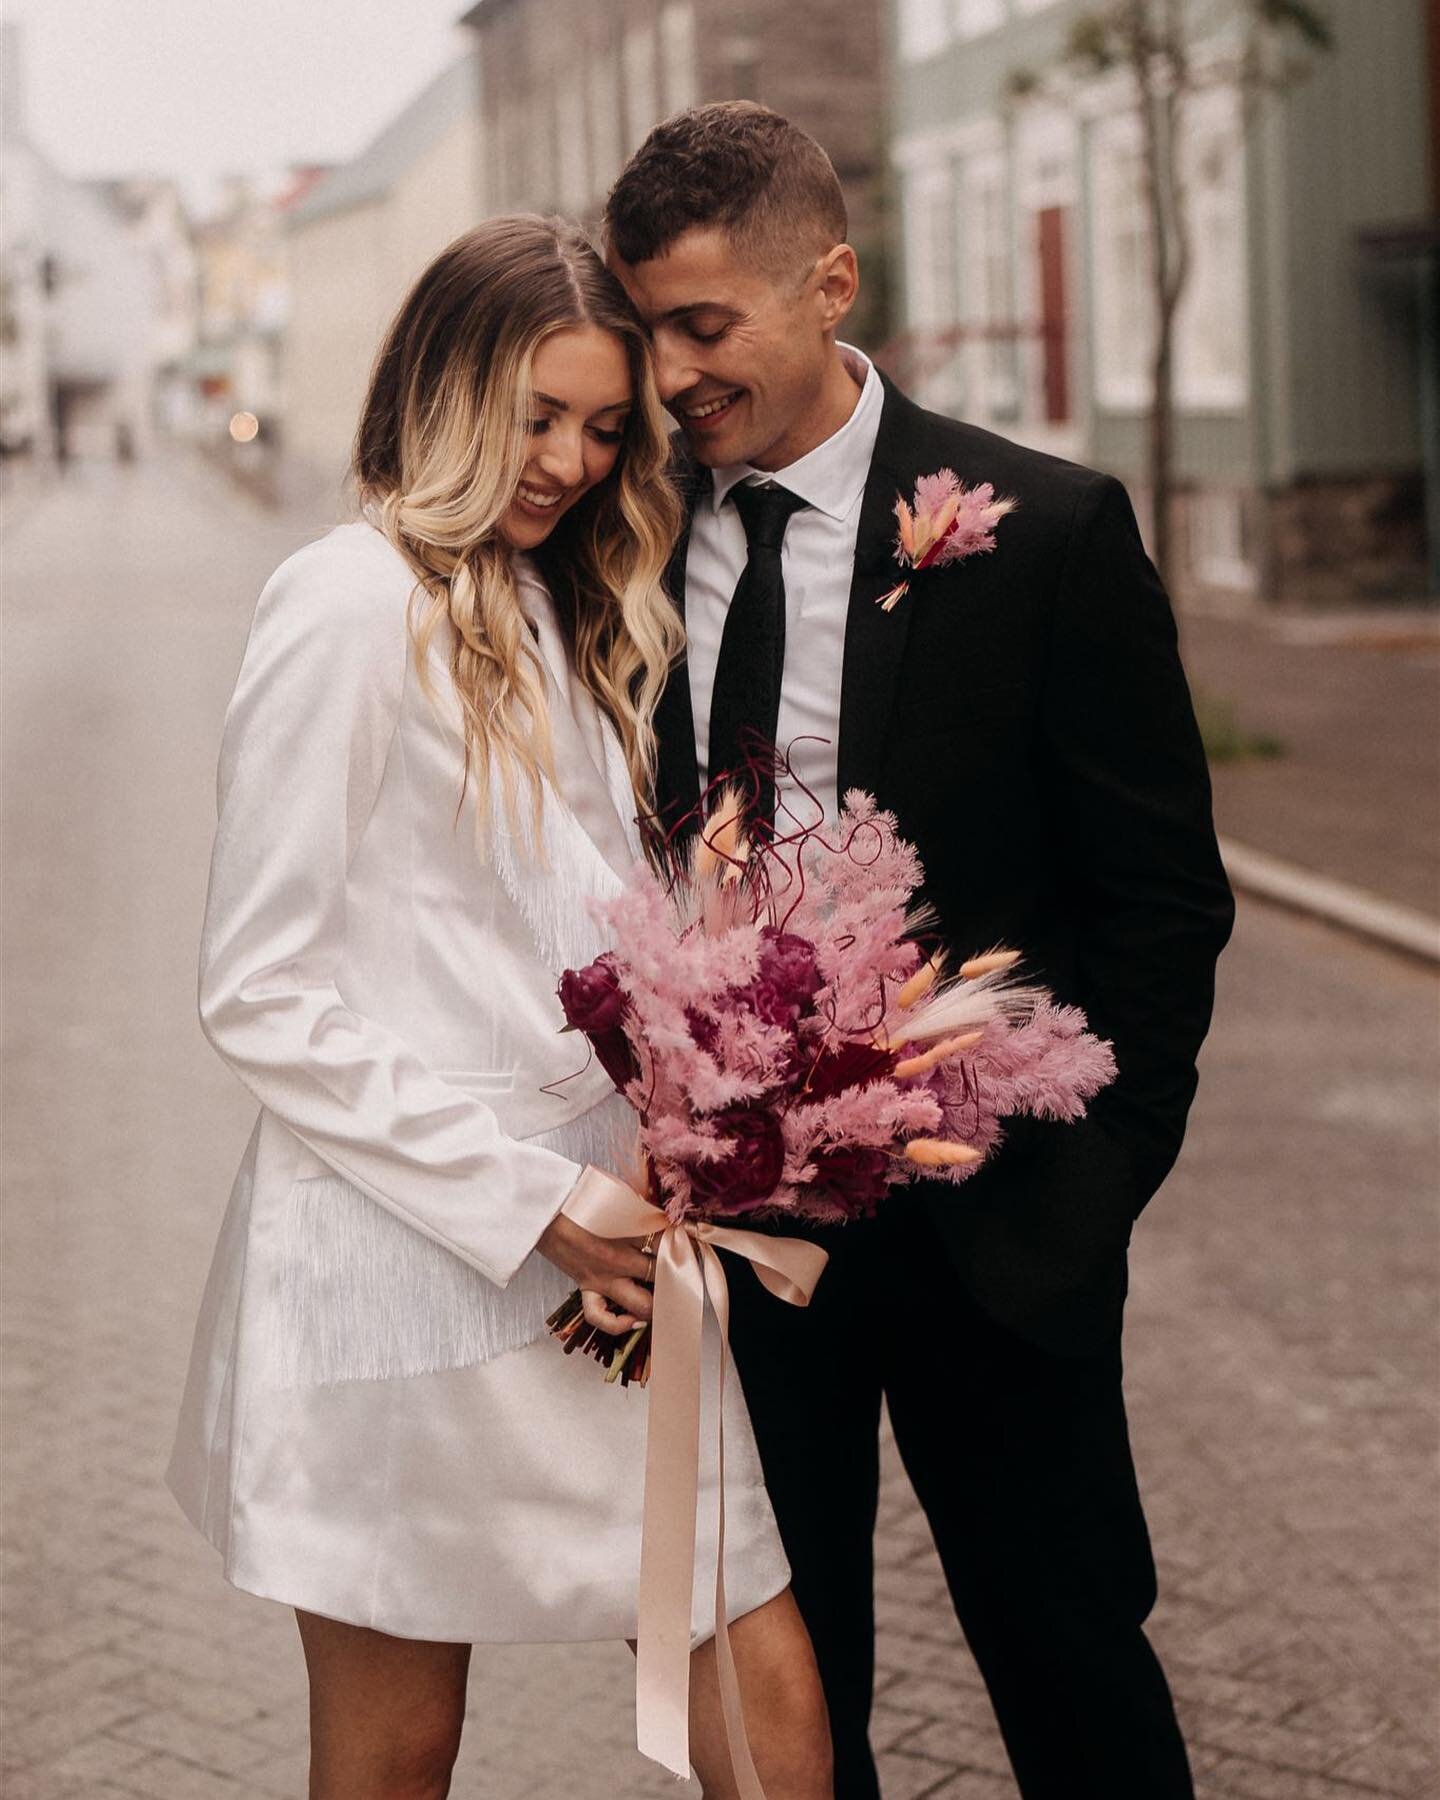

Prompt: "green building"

[886,0,1439,606]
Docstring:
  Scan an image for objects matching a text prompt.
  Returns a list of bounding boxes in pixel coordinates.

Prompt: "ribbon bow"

[562,1169,828,1793]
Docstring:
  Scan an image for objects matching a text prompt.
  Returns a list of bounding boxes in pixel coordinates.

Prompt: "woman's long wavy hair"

[353,215,683,839]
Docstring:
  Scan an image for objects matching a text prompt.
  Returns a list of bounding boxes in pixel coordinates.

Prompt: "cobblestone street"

[3,456,1437,1798]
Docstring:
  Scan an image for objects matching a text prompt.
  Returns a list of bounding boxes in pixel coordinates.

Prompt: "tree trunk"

[1130,0,1191,601]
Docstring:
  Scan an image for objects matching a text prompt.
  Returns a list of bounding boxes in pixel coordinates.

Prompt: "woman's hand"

[536,1212,654,1337]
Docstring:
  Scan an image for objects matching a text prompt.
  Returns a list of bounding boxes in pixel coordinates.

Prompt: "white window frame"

[898,0,950,64]
[959,146,1019,419]
[1089,111,1154,413]
[953,0,1006,39]
[1174,84,1249,411]
[588,49,622,193]
[556,60,590,214]
[622,23,658,155]
[659,1,697,116]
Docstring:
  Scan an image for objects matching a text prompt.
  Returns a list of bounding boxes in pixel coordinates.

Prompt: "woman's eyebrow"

[532,392,632,415]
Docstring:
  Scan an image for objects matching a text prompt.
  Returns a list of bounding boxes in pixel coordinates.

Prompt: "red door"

[1036,206,1071,425]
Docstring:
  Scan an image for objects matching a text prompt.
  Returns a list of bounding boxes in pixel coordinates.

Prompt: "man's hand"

[536,1212,655,1337]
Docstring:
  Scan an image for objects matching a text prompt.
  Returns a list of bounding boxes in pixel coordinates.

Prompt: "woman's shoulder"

[271,518,415,596]
[255,520,419,645]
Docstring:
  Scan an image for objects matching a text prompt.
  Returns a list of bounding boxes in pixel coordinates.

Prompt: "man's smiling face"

[608,226,838,473]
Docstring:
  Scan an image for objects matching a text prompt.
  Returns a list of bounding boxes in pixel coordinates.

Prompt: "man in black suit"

[606,102,1234,1799]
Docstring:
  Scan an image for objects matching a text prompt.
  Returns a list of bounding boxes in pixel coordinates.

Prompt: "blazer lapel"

[652,453,708,836]
[836,376,923,804]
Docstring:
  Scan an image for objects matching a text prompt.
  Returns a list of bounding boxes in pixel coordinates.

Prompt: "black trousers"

[724,1202,1194,1799]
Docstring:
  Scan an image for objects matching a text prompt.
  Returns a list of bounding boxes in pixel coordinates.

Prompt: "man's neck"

[749,345,865,474]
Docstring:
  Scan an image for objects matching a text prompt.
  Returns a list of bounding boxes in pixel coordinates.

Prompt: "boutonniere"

[878,469,1018,612]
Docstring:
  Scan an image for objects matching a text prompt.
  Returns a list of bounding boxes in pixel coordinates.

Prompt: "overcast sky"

[3,0,475,212]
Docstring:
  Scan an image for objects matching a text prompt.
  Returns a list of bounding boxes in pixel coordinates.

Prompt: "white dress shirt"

[684,345,883,828]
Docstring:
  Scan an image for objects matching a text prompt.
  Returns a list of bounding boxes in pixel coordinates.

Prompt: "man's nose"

[653,332,699,407]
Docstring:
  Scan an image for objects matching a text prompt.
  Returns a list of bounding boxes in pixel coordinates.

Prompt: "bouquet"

[547,787,1116,1383]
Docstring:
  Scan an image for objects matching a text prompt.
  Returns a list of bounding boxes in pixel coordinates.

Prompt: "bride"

[166,215,832,1799]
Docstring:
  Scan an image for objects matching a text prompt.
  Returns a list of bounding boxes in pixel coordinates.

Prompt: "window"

[588,50,622,193]
[556,62,590,214]
[1175,91,1249,409]
[903,161,963,411]
[904,164,957,333]
[623,23,658,154]
[953,0,1005,38]
[1090,118,1153,411]
[961,155,1019,416]
[659,2,697,116]
[898,0,949,63]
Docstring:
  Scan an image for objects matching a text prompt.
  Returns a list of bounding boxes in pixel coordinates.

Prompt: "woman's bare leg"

[687,1587,834,1799]
[295,1609,471,1800]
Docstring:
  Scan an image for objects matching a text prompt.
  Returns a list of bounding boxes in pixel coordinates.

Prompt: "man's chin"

[674,393,756,465]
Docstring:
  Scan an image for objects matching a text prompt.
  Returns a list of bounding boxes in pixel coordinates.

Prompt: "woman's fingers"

[581,1289,638,1336]
[605,1275,654,1321]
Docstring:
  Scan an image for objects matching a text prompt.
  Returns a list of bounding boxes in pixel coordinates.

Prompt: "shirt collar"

[708,344,883,524]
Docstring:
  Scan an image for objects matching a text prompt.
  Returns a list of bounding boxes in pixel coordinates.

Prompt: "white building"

[282,55,484,493]
[0,23,164,466]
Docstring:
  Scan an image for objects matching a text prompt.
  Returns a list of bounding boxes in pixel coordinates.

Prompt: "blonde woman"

[166,217,831,1799]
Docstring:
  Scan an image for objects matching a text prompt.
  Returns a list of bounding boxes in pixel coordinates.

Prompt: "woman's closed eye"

[528,418,627,444]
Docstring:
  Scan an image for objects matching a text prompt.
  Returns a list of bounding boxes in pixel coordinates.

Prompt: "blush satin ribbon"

[561,1167,829,1793]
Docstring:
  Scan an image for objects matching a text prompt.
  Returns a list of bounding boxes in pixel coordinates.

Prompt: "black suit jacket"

[653,374,1236,1355]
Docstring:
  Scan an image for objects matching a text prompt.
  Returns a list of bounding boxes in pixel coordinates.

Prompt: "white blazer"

[186,521,646,1403]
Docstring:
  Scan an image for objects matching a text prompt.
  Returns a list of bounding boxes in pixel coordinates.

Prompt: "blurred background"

[2,4,1437,1798]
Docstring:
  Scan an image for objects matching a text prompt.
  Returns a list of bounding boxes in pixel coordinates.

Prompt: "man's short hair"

[604,102,848,276]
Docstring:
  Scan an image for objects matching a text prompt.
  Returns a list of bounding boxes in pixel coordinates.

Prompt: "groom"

[606,103,1233,1799]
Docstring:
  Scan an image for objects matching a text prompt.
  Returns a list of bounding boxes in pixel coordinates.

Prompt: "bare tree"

[1011,0,1332,593]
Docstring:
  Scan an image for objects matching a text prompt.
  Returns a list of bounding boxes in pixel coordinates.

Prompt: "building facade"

[460,0,887,337]
[888,0,1438,606]
[283,55,484,492]
[1,23,168,468]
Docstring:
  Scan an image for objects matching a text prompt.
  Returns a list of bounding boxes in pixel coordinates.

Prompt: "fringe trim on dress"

[269,1095,639,1390]
[487,782,622,979]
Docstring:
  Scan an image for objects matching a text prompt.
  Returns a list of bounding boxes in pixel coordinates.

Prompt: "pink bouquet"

[547,788,1115,1382]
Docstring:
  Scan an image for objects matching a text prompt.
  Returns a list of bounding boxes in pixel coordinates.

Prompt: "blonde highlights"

[353,216,683,837]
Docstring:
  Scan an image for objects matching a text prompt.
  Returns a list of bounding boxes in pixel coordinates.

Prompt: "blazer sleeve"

[1038,473,1236,1208]
[197,534,611,1288]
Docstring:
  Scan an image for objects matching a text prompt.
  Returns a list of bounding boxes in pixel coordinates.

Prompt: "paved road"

[1181,611,1440,920]
[3,456,1436,1798]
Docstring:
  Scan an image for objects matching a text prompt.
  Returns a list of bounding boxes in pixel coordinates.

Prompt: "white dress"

[165,523,789,1644]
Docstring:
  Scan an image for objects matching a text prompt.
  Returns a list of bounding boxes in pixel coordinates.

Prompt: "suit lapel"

[652,453,708,834]
[836,376,922,804]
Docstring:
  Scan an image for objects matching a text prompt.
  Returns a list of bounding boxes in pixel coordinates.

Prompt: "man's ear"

[815,244,859,332]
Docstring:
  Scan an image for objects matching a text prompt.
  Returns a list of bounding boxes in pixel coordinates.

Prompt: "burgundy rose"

[557,953,625,1033]
[557,954,636,1091]
[804,1040,896,1099]
[733,976,803,1030]
[810,1144,892,1217]
[686,1106,786,1216]
[757,927,821,1005]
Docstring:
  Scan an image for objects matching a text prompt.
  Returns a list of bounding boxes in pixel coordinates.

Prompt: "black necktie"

[707,481,809,824]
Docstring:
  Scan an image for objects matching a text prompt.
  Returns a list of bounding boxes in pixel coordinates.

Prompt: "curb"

[1219,837,1440,966]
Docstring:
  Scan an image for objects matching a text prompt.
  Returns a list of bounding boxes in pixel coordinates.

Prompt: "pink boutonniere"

[878,469,1018,612]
